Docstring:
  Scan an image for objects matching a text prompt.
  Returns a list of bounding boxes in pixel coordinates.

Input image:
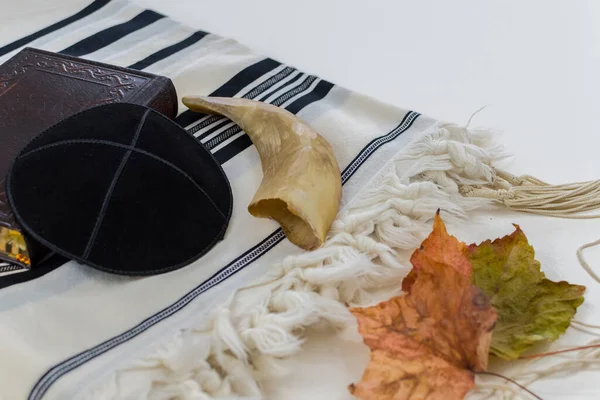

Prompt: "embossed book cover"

[0,47,178,267]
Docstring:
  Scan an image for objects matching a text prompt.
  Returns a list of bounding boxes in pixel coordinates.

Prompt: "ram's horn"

[182,96,342,250]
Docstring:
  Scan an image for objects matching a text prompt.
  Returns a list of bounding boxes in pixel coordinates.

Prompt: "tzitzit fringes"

[460,167,600,218]
[576,238,600,284]
[471,336,600,400]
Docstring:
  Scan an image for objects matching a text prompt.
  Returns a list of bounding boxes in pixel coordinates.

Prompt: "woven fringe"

[471,336,600,399]
[82,123,505,400]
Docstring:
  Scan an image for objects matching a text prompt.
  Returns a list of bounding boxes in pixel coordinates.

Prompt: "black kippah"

[7,103,232,275]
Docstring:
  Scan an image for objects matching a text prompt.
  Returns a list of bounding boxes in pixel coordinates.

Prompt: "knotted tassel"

[460,168,600,218]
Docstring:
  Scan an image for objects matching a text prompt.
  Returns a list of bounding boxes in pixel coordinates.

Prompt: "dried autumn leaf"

[350,213,585,398]
[467,226,586,360]
[404,213,585,360]
[349,256,497,399]
[402,211,471,293]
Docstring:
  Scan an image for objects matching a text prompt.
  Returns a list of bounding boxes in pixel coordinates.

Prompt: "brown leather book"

[0,47,178,268]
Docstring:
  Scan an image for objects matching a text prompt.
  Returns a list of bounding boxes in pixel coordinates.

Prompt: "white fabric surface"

[0,1,598,399]
[129,1,600,399]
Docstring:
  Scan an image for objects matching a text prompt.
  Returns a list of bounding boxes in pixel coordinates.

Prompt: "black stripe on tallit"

[60,10,165,57]
[127,30,208,70]
[0,264,26,274]
[213,80,335,164]
[254,71,304,102]
[0,0,113,57]
[190,67,296,138]
[0,256,68,290]
[174,58,282,127]
[204,75,317,150]
[211,58,282,98]
[195,70,302,141]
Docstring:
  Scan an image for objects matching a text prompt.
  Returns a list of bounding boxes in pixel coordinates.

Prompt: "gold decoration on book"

[182,96,342,250]
[0,227,30,266]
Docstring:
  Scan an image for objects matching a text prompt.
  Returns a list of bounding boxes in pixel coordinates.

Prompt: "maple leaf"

[467,226,586,360]
[350,212,586,399]
[349,253,497,399]
[404,213,585,360]
[402,211,471,293]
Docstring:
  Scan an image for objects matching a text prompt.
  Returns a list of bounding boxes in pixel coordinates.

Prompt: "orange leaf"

[350,215,497,400]
[402,211,471,293]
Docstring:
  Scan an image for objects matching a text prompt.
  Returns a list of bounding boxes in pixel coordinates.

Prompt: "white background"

[3,0,598,398]
[127,1,600,399]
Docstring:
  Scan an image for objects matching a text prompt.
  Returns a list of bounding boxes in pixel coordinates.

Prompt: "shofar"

[182,96,342,250]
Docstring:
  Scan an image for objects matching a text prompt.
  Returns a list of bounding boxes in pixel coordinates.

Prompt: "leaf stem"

[519,344,600,360]
[476,371,543,400]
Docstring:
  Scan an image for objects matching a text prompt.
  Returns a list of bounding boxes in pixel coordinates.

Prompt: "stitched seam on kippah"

[19,139,228,220]
[81,109,151,260]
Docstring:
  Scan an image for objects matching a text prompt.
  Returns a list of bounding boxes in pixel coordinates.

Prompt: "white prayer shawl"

[0,1,510,399]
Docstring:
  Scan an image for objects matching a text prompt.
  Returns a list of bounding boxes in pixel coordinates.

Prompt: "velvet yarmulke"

[7,103,232,275]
